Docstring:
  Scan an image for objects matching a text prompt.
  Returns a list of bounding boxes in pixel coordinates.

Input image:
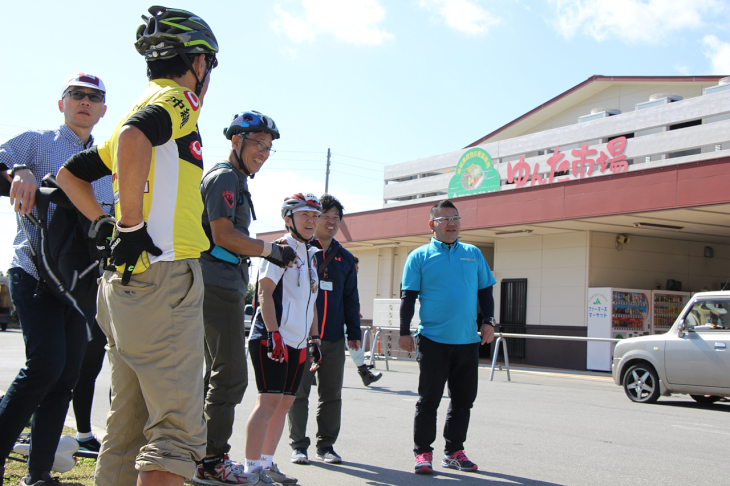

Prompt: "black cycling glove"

[265,243,297,268]
[110,222,162,285]
[308,337,322,370]
[89,215,116,268]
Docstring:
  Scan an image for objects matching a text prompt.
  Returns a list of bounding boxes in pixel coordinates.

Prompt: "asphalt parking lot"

[2,328,729,485]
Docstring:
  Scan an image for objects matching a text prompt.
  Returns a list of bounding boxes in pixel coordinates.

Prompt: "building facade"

[260,75,730,370]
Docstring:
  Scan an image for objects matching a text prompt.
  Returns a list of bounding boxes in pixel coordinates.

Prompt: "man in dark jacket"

[288,194,361,465]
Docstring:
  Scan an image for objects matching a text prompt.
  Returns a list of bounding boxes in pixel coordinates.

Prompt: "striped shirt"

[0,124,113,279]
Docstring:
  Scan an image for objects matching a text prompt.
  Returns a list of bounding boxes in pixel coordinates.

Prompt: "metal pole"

[324,148,331,194]
[489,337,502,381]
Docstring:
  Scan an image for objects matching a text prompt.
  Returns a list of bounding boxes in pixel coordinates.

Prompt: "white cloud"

[271,0,394,46]
[419,0,501,35]
[703,35,730,74]
[281,47,299,61]
[550,0,721,44]
[674,63,690,75]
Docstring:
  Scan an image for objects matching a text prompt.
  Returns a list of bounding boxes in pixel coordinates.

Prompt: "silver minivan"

[612,291,730,404]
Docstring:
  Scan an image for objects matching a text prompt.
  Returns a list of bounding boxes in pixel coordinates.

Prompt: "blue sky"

[2,0,730,272]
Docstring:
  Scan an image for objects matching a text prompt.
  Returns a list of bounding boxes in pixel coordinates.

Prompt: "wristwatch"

[10,165,29,178]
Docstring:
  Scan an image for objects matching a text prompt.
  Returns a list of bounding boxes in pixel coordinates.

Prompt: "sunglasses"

[431,216,461,223]
[65,90,105,103]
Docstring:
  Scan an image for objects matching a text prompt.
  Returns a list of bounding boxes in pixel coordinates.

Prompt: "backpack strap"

[202,163,256,264]
[317,245,341,279]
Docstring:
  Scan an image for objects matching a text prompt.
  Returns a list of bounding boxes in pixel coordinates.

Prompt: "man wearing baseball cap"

[0,72,109,486]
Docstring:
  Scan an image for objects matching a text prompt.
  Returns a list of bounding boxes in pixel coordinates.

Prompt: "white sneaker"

[265,463,298,484]
[253,468,275,485]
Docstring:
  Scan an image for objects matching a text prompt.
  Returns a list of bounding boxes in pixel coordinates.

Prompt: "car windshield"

[684,299,730,330]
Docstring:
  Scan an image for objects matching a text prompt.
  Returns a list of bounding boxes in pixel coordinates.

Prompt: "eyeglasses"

[64,90,105,103]
[431,216,461,223]
[206,54,218,70]
[247,138,275,155]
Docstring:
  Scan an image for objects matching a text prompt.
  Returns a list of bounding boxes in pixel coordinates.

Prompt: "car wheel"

[623,364,660,403]
[690,394,722,404]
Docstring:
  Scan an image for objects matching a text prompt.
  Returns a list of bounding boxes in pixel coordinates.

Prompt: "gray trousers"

[202,283,248,456]
[288,338,346,450]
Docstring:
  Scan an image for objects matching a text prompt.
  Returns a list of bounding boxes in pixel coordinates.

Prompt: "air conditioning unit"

[703,77,730,95]
[635,94,683,111]
[578,108,621,123]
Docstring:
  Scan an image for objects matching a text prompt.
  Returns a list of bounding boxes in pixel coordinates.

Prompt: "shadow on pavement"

[341,385,419,397]
[309,460,564,485]
[656,400,730,412]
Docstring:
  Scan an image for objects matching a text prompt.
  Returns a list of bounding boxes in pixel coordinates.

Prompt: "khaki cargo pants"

[94,260,206,485]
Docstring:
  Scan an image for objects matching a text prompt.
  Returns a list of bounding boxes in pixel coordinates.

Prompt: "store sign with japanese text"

[506,136,630,188]
[447,147,500,198]
[448,136,630,198]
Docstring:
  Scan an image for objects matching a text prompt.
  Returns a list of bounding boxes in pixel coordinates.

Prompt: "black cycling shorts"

[249,339,308,395]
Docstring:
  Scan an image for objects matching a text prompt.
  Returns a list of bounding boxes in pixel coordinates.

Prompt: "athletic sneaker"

[193,455,259,485]
[414,452,433,474]
[290,448,309,465]
[441,450,478,472]
[76,436,102,452]
[252,468,275,485]
[222,454,245,472]
[20,472,61,486]
[316,446,342,464]
[264,463,298,484]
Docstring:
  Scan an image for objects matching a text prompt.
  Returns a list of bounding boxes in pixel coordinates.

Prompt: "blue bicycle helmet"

[224,111,280,140]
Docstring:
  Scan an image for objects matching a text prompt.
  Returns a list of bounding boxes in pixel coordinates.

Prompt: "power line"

[329,160,383,173]
[277,150,326,154]
[330,169,382,181]
[257,168,323,172]
[0,123,34,130]
[331,152,389,165]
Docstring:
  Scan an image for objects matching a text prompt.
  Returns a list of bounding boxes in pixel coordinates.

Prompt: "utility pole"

[324,148,331,194]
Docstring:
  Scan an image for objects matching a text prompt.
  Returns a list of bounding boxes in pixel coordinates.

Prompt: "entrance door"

[499,279,527,358]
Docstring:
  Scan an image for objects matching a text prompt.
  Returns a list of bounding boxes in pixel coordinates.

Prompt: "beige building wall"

[493,232,589,328]
[589,233,730,292]
[352,245,420,320]
[354,241,493,322]
[355,231,730,329]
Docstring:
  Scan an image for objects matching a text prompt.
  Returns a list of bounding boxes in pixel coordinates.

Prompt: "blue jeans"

[0,267,91,472]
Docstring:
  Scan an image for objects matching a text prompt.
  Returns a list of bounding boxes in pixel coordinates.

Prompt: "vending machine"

[650,290,690,334]
[586,287,651,371]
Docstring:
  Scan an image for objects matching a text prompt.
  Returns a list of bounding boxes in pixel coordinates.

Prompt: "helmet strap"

[177,51,213,97]
[286,214,309,243]
[233,135,254,179]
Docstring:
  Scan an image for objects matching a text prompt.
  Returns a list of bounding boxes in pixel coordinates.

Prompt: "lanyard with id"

[317,244,340,292]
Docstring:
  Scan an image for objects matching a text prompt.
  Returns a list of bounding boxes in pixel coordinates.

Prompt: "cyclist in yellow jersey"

[57,7,219,486]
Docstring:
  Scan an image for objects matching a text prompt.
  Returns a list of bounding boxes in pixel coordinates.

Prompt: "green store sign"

[447,148,500,198]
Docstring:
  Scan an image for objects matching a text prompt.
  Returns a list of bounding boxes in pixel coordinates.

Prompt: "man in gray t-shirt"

[195,111,297,484]
[200,161,252,293]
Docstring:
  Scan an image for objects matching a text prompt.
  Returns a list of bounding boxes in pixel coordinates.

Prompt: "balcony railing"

[384,89,730,206]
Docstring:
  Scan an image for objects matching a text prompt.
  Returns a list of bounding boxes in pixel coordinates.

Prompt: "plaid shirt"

[1,124,114,279]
